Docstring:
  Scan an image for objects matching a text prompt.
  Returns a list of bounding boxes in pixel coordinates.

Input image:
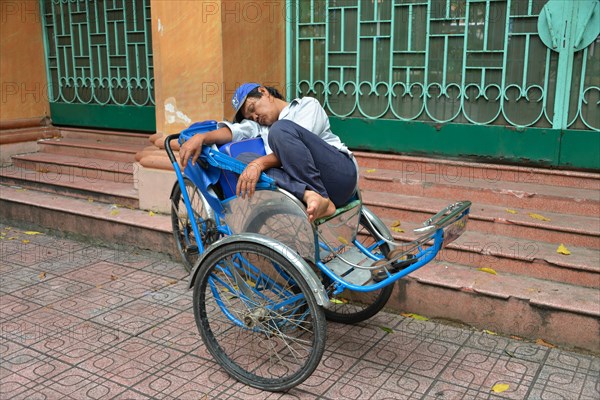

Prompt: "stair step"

[0,166,138,207]
[58,127,151,146]
[362,191,600,249]
[359,168,600,217]
[385,261,599,352]
[38,137,145,162]
[354,151,600,190]
[12,152,136,184]
[0,184,174,255]
[375,217,599,287]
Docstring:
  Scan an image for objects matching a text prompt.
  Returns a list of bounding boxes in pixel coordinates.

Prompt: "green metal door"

[40,0,155,132]
[288,0,600,169]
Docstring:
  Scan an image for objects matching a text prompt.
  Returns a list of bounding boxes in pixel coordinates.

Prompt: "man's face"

[241,88,279,126]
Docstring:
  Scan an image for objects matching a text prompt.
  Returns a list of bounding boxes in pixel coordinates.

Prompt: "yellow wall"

[0,0,49,122]
[150,0,287,135]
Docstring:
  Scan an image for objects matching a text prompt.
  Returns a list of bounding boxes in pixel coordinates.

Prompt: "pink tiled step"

[354,151,600,190]
[372,217,599,287]
[0,165,138,207]
[386,260,599,352]
[58,127,151,146]
[361,191,600,248]
[359,167,600,217]
[0,184,174,254]
[12,152,135,184]
[38,137,146,162]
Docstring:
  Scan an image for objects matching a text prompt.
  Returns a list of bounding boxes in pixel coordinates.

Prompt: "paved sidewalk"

[1,223,598,399]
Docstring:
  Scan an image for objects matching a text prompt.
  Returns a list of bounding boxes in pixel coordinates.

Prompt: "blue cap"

[232,83,260,122]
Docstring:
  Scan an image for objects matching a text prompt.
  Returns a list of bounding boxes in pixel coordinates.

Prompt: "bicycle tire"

[192,240,327,392]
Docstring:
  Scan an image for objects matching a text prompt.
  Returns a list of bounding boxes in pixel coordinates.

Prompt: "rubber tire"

[192,241,327,392]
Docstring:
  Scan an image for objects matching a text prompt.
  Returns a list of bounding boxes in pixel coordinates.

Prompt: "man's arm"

[178,126,233,168]
[236,153,281,199]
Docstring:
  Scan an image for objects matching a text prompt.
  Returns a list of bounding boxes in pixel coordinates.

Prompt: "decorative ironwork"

[41,0,154,107]
[290,0,599,131]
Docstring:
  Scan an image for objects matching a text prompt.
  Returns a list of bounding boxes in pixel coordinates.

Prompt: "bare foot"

[303,190,336,222]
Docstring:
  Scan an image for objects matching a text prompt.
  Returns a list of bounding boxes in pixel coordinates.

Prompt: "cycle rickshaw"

[165,121,471,391]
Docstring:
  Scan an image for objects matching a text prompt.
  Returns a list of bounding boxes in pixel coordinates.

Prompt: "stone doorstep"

[0,165,138,208]
[359,170,599,217]
[38,137,146,163]
[354,151,600,190]
[361,190,600,243]
[389,261,600,353]
[57,126,151,146]
[11,152,136,184]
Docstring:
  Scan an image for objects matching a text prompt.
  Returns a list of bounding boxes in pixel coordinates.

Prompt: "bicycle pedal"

[185,245,199,255]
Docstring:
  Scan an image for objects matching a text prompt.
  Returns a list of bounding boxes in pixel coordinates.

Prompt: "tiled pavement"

[1,223,598,400]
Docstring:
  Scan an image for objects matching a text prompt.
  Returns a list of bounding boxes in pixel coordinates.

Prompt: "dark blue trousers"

[238,120,357,207]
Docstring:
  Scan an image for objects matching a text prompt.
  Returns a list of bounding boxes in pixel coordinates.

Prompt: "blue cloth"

[237,119,358,207]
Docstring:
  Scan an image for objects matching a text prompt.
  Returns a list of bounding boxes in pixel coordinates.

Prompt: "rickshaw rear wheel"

[322,211,395,324]
[170,178,217,271]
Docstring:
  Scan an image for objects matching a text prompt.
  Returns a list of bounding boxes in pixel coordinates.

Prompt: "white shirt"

[217,97,352,156]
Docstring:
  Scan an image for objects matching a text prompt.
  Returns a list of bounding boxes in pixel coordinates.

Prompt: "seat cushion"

[218,138,266,198]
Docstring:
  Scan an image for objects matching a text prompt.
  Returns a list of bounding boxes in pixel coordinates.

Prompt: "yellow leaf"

[483,329,497,335]
[110,275,118,281]
[536,338,556,348]
[330,298,345,304]
[149,211,155,217]
[21,240,30,244]
[556,244,571,255]
[366,169,376,173]
[391,227,405,233]
[337,236,349,245]
[528,213,551,222]
[491,383,510,393]
[505,209,518,214]
[390,220,401,227]
[88,198,94,203]
[110,210,120,216]
[23,231,43,235]
[166,279,178,285]
[38,272,46,280]
[401,312,429,321]
[477,267,497,275]
[7,237,17,240]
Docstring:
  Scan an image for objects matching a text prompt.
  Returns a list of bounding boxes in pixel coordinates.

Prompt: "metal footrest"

[324,247,372,286]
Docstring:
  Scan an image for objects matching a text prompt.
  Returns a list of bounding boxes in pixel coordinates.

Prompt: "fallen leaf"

[391,227,405,233]
[149,211,155,217]
[337,236,349,245]
[401,312,429,321]
[88,198,94,203]
[390,220,401,227]
[7,237,17,240]
[38,272,46,280]
[505,209,518,214]
[330,298,348,304]
[21,240,30,244]
[23,231,43,235]
[110,275,118,281]
[477,267,497,275]
[510,335,523,341]
[166,279,178,285]
[528,213,551,222]
[110,210,120,216]
[504,350,515,357]
[366,169,377,173]
[491,383,510,393]
[556,243,571,255]
[379,326,394,334]
[483,329,497,335]
[536,338,556,348]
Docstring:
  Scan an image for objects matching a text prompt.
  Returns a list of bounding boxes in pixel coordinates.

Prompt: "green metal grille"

[40,0,155,131]
[288,0,599,132]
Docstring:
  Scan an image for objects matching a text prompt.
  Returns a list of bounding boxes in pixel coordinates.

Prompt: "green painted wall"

[50,103,156,133]
[331,117,600,171]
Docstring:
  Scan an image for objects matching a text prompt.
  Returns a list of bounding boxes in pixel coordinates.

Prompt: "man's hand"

[236,161,264,199]
[178,134,204,169]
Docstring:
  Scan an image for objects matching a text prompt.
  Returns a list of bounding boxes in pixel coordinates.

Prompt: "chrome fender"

[187,233,329,308]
